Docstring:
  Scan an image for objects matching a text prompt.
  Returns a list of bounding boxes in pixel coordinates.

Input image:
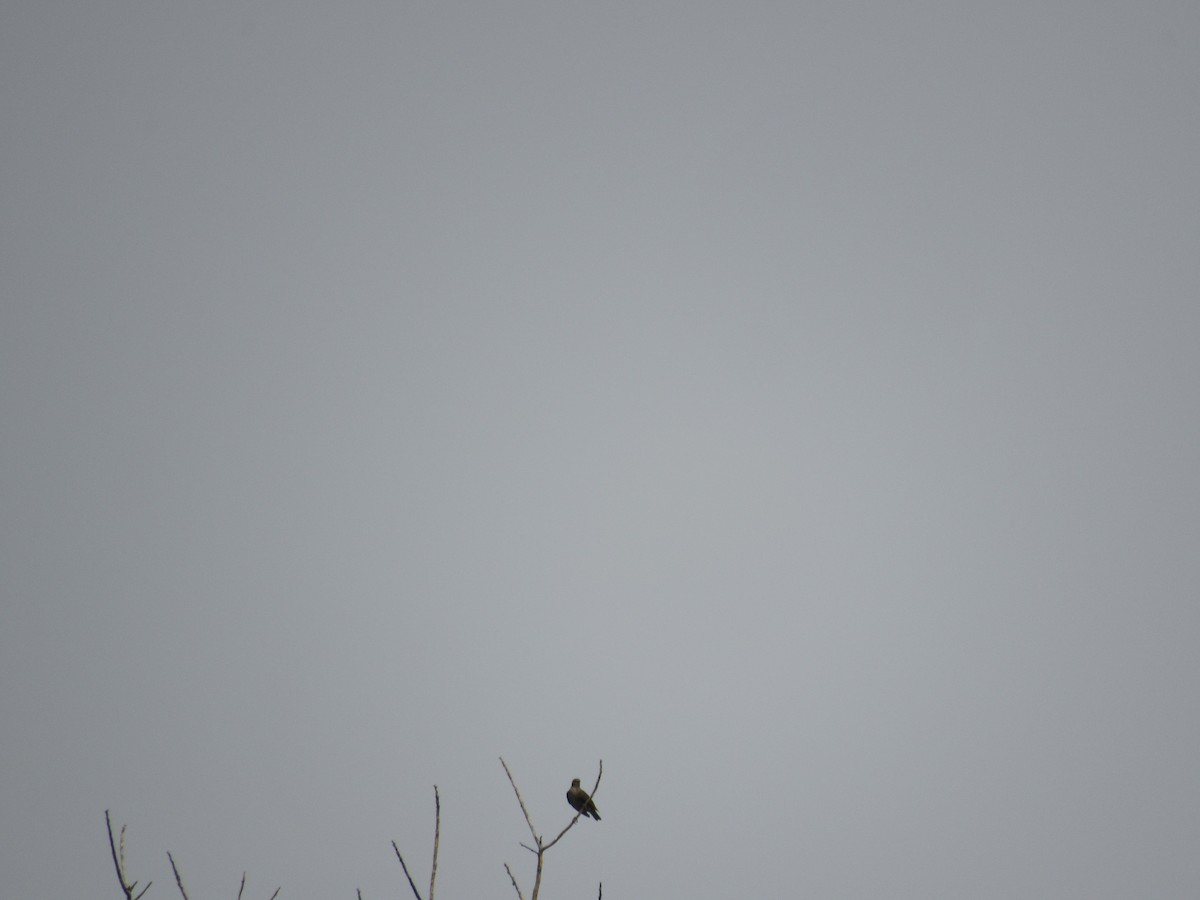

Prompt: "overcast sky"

[3,2,1199,898]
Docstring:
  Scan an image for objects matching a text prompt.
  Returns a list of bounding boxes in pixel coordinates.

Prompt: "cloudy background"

[3,1,1199,897]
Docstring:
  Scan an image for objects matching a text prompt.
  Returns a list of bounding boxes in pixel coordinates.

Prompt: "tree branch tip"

[503,862,526,900]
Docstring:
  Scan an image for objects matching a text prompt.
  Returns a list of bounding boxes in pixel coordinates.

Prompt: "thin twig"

[105,812,130,899]
[503,863,526,900]
[542,806,585,851]
[392,841,425,900]
[499,757,540,847]
[237,871,246,900]
[167,852,190,900]
[106,811,153,900]
[268,889,280,900]
[429,786,440,900]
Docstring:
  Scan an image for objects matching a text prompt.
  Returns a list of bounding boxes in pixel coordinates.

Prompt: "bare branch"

[357,890,363,900]
[598,882,602,900]
[167,853,190,900]
[499,757,540,847]
[106,811,130,899]
[429,786,440,900]
[503,863,526,900]
[501,759,603,900]
[107,811,152,900]
[268,889,280,900]
[392,841,424,900]
[237,871,246,900]
[393,784,440,900]
[530,841,546,900]
[541,807,585,852]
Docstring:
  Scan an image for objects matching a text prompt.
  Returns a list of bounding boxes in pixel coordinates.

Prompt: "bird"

[566,778,601,820]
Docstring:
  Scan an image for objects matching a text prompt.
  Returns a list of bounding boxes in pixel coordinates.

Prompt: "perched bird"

[566,778,601,821]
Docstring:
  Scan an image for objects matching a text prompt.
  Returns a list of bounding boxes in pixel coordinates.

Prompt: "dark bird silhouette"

[566,778,601,820]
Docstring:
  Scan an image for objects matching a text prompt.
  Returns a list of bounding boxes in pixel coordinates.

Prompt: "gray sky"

[3,2,1199,898]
